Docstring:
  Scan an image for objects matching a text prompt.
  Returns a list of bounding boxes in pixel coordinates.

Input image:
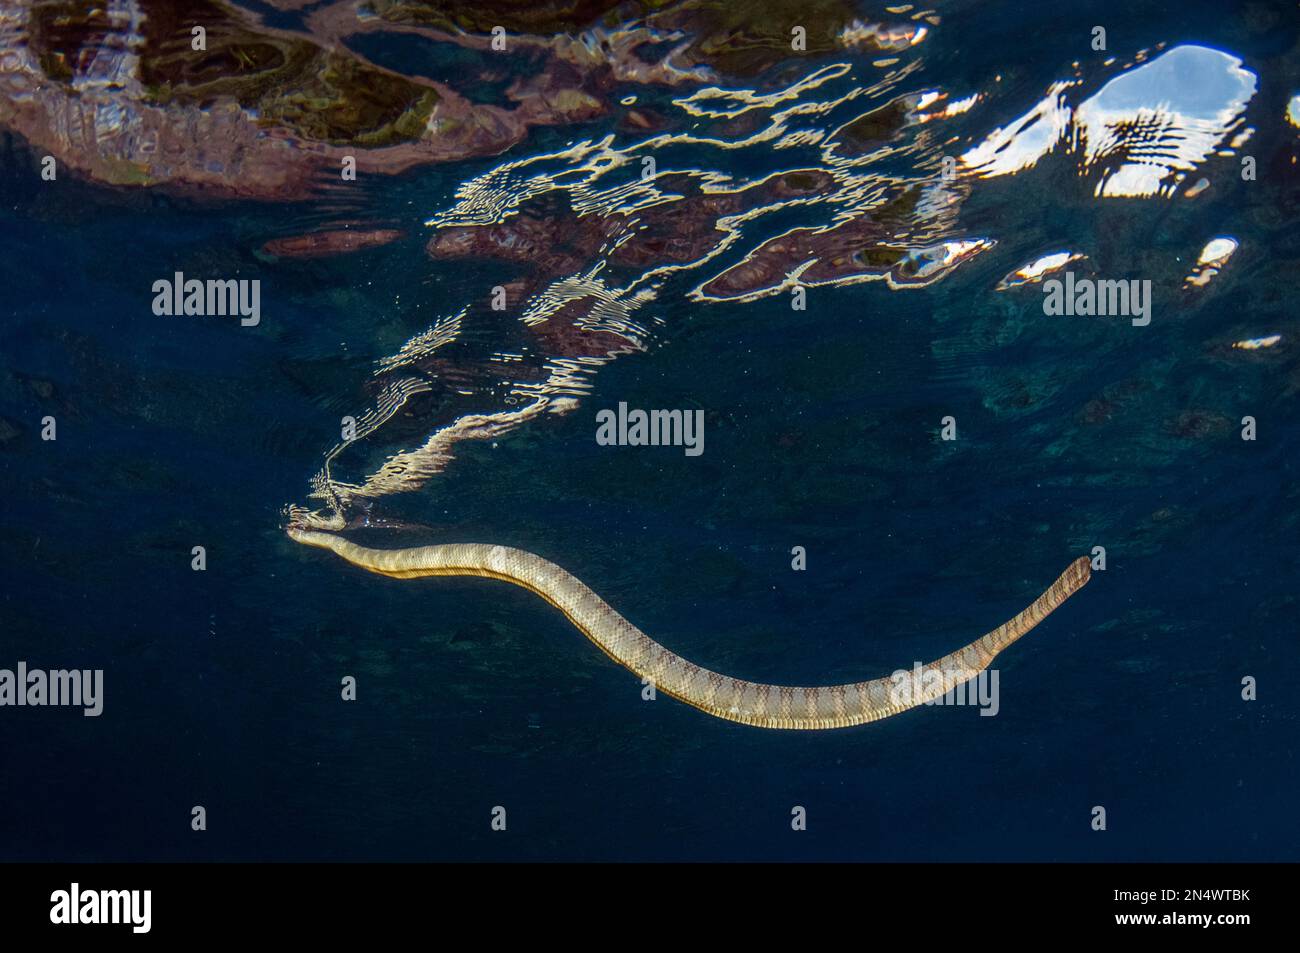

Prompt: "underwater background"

[1,0,1298,861]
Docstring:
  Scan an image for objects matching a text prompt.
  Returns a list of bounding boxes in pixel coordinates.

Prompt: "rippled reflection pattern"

[284,35,1263,531]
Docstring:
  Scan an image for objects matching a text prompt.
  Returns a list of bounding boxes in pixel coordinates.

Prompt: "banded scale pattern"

[288,528,1091,729]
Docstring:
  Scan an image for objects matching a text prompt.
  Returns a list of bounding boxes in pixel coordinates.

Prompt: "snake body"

[289,527,1090,729]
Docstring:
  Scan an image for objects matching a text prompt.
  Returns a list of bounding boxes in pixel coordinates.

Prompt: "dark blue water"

[1,0,1297,861]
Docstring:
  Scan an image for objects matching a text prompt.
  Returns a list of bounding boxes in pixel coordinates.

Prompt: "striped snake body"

[289,528,1091,729]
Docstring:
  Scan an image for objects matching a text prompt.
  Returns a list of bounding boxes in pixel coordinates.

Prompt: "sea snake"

[289,528,1090,728]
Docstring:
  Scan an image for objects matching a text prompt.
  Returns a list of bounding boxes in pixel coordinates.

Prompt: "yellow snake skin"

[289,528,1091,729]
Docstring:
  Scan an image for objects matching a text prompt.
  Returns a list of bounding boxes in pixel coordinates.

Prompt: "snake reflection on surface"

[289,527,1090,729]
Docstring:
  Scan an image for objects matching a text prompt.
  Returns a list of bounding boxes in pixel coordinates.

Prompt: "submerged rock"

[261,226,405,259]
